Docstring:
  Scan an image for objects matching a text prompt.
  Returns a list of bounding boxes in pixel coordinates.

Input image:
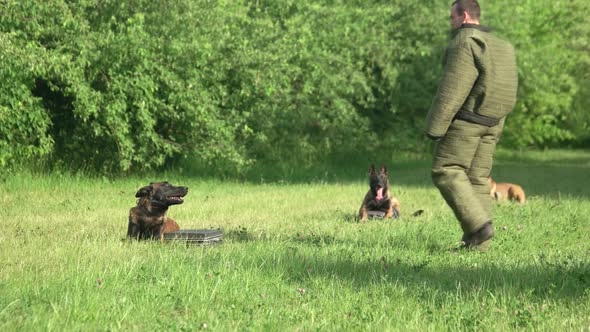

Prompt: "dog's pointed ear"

[380,164,388,175]
[369,164,376,175]
[135,185,152,198]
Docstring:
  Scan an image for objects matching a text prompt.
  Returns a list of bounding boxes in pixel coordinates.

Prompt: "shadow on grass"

[253,242,590,302]
[317,255,588,300]
[225,227,257,242]
[178,149,590,198]
[221,222,589,301]
[178,150,432,185]
[489,163,590,199]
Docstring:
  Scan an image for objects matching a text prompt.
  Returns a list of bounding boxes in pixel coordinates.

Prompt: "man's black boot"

[461,221,495,251]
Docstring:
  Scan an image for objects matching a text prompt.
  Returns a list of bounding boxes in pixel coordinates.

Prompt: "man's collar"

[451,23,491,37]
[460,23,491,32]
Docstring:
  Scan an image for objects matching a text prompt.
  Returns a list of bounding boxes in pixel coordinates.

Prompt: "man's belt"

[454,110,500,127]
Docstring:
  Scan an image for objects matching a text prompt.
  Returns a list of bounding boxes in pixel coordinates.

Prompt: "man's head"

[451,0,480,30]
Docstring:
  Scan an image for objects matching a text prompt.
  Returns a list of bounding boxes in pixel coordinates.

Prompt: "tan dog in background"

[488,177,526,203]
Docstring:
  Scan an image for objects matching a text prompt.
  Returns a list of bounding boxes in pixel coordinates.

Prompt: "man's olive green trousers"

[431,118,504,235]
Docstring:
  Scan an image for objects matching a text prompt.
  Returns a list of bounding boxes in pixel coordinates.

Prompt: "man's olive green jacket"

[425,24,518,139]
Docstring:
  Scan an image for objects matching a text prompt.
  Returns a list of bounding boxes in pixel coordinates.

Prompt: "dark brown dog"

[128,182,188,240]
[358,164,401,222]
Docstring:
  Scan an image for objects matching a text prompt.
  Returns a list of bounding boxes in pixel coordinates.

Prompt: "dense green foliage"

[1,0,589,173]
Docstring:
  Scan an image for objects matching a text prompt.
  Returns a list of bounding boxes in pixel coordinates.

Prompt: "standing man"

[425,0,518,250]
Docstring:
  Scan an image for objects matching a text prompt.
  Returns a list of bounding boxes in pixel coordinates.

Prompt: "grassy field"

[1,149,589,331]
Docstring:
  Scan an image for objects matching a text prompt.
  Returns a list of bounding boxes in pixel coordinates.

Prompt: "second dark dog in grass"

[128,181,188,240]
[358,164,401,222]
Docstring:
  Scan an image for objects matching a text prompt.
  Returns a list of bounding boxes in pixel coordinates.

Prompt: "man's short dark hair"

[452,0,480,20]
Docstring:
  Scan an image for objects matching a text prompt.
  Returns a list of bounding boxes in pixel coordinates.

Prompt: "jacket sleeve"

[424,39,479,139]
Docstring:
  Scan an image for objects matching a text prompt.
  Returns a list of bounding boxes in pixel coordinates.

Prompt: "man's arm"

[425,39,479,139]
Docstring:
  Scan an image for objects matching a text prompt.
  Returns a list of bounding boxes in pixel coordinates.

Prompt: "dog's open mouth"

[168,196,184,203]
[376,187,384,201]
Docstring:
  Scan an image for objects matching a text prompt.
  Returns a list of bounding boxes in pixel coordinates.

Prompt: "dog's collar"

[149,199,169,209]
[372,193,390,202]
[136,197,169,211]
[368,197,391,209]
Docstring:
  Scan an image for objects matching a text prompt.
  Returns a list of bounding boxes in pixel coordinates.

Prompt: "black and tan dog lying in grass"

[358,164,401,222]
[128,181,188,241]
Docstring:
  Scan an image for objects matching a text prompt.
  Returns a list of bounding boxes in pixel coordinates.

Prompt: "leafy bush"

[1,0,588,174]
[486,1,590,147]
